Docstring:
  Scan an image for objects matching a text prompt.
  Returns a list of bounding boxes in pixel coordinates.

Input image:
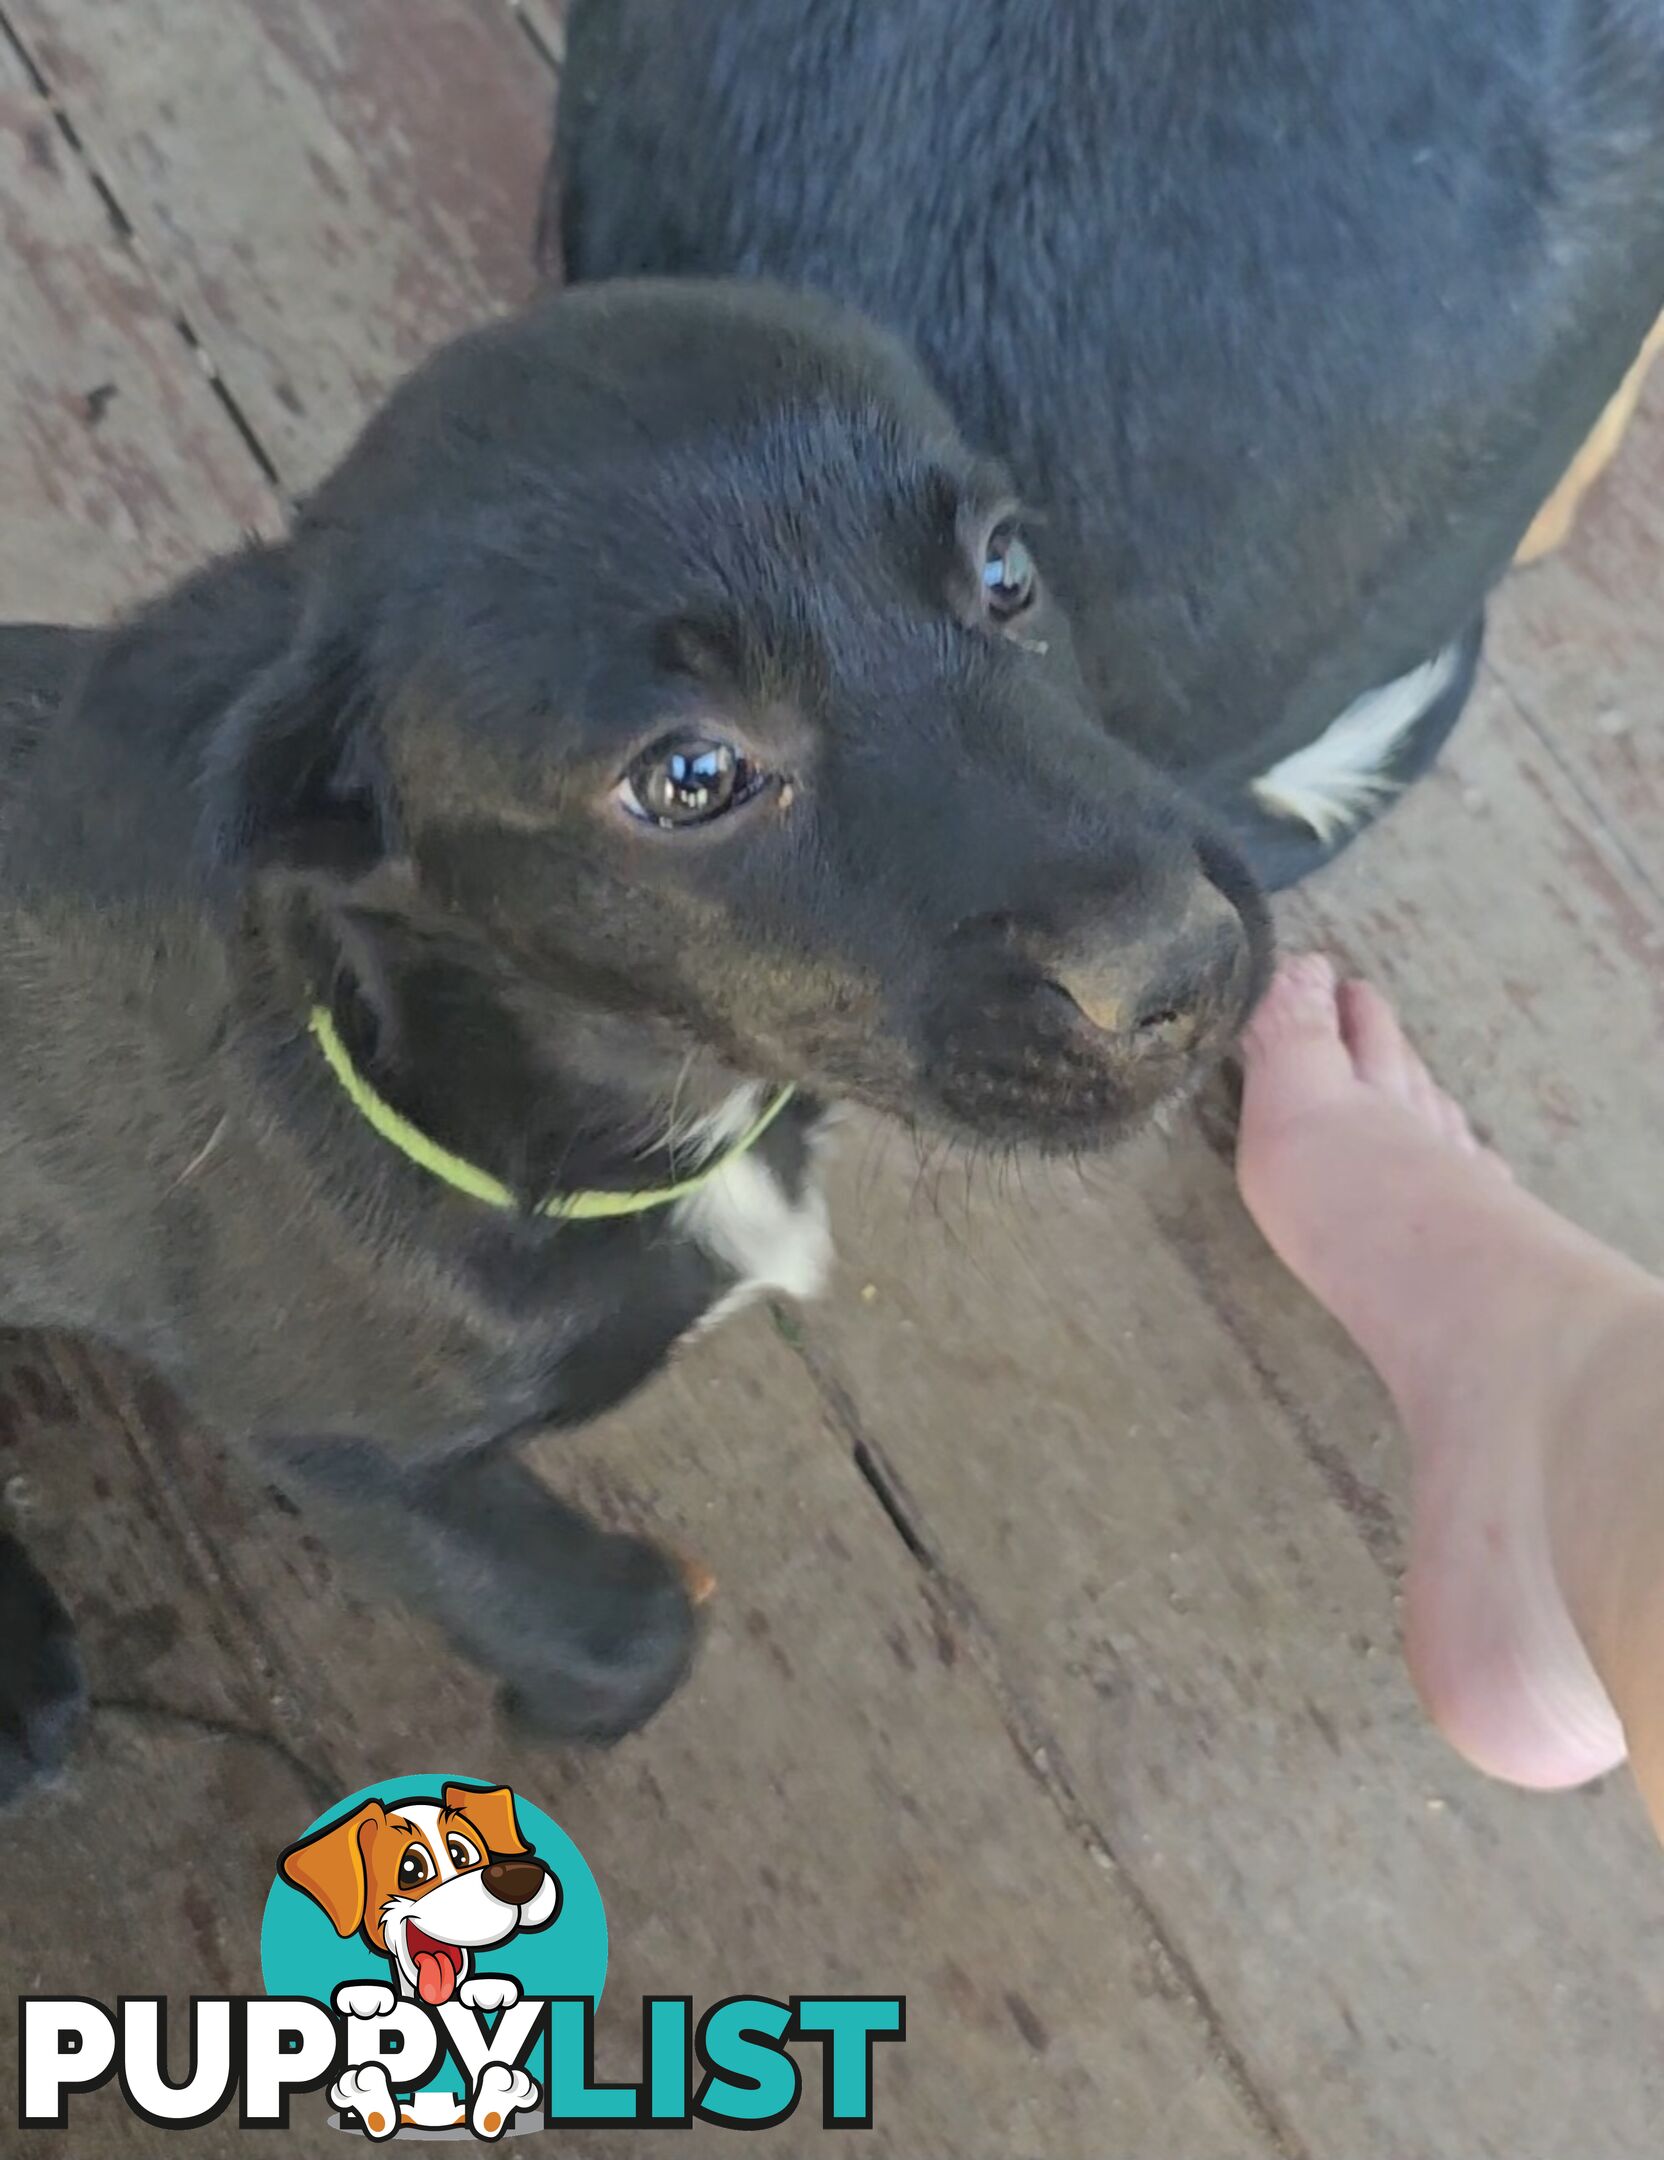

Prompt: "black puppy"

[0,280,1268,1802]
[550,0,1664,886]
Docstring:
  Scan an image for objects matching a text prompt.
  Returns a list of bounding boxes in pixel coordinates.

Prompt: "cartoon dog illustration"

[279,1782,560,2138]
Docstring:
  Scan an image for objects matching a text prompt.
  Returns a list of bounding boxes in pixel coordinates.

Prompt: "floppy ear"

[278,1799,385,1937]
[443,1783,530,1859]
[199,611,396,879]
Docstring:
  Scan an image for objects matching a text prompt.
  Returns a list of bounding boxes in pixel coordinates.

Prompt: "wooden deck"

[2,4,1662,2152]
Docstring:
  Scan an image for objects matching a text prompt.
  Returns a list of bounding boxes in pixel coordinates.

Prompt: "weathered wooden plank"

[0,1728,333,2159]
[0,1336,274,1738]
[0,33,280,617]
[793,676,1664,2157]
[97,1318,1276,2159]
[1487,380,1664,887]
[2,1295,1276,2154]
[0,1331,337,2155]
[4,0,556,493]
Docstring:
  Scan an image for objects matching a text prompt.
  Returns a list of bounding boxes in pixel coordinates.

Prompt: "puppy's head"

[278,1784,561,2005]
[208,281,1269,1154]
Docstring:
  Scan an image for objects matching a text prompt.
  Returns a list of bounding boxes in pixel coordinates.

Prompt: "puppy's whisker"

[850,1119,892,1236]
[663,1052,700,1177]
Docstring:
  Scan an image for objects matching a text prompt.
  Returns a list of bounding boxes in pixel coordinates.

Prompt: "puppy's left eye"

[446,1835,480,1869]
[982,525,1038,621]
[618,737,767,829]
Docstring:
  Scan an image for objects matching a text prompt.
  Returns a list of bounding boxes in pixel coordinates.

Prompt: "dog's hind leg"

[253,1436,698,1743]
[0,1525,87,1808]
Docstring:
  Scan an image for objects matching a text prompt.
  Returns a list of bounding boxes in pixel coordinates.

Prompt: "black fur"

[0,1526,85,1808]
[0,282,1269,1798]
[550,0,1664,882]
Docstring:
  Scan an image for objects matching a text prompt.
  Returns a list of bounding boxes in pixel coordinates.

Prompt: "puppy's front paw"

[459,1974,520,2013]
[497,1545,698,1744]
[331,2063,399,2140]
[0,1532,87,1812]
[471,2063,538,2140]
[334,1982,398,2022]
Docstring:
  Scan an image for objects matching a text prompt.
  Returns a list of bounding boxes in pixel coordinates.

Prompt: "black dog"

[550,0,1664,886]
[0,280,1269,1803]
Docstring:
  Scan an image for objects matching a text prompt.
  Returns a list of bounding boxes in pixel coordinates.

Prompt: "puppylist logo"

[16,1773,905,2141]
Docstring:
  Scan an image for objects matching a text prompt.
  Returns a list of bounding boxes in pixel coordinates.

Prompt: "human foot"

[1235,954,1663,1792]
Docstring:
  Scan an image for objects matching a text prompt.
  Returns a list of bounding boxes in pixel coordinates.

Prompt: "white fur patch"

[662,1080,767,1168]
[1250,643,1462,843]
[673,1094,836,1329]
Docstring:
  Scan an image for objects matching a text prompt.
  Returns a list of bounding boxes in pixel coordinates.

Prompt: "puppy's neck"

[266,881,754,1205]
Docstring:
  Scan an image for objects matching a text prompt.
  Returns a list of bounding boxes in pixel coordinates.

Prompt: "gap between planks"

[775,1306,1309,2160]
[0,0,292,500]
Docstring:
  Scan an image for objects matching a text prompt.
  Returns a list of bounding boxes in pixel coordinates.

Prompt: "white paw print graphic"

[331,2062,399,2141]
[471,2062,539,2140]
[458,1974,521,2014]
[333,1982,397,2023]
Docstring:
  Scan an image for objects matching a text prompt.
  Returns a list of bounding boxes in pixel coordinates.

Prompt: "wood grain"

[0,32,280,618]
[0,1331,333,2156]
[0,1327,1277,2157]
[4,0,556,491]
[1489,367,1664,895]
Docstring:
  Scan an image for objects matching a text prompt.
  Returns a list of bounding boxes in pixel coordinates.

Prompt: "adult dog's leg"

[253,1437,698,1742]
[0,1526,87,1808]
[1516,308,1664,564]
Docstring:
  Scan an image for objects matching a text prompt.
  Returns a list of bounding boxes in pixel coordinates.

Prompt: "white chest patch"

[671,1092,836,1330]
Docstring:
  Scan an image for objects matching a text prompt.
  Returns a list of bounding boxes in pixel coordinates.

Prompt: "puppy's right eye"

[617,736,768,830]
[398,1848,432,1889]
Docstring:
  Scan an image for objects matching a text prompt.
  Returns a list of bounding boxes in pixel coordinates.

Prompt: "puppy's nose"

[481,1859,548,1908]
[1048,876,1250,1056]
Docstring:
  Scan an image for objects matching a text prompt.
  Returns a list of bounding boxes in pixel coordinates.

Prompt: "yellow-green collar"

[308,1004,795,1221]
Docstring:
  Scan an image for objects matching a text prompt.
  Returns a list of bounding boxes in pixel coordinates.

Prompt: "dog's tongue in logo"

[407,1925,464,2007]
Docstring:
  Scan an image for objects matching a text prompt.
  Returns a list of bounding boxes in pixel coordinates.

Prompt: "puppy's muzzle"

[921,848,1269,1148]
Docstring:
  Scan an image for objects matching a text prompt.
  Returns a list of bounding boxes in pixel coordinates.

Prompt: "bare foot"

[1235,953,1664,1792]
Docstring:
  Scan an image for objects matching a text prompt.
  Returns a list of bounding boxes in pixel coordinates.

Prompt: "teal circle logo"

[260,1773,606,2136]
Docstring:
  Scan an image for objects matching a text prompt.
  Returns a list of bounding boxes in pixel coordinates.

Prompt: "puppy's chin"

[904,1021,1236,1156]
[914,1069,1210,1156]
